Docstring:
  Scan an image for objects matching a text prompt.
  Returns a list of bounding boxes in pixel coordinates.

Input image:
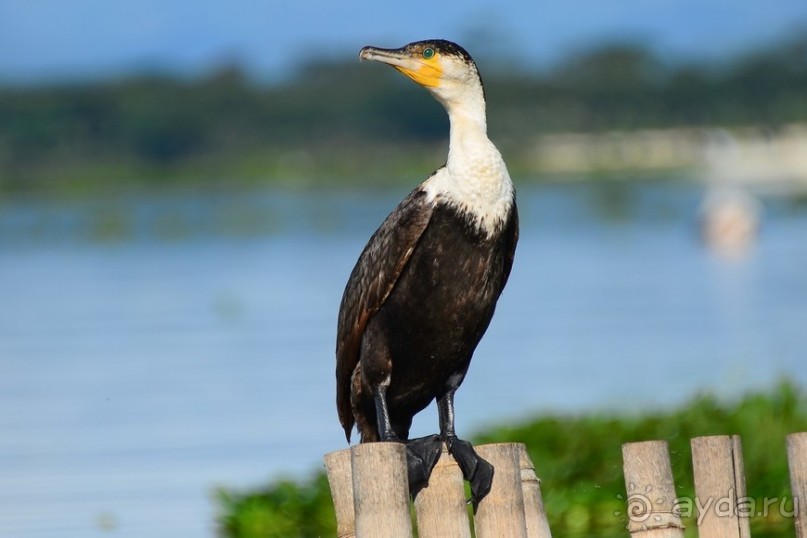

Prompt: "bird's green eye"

[422,48,435,59]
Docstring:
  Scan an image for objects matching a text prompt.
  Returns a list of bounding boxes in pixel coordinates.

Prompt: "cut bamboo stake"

[787,432,807,538]
[474,443,528,538]
[622,441,685,538]
[691,435,750,538]
[414,447,472,538]
[324,448,356,538]
[517,443,553,538]
[350,442,412,538]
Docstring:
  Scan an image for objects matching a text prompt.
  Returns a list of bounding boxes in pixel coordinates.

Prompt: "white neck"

[431,76,488,136]
[423,83,514,236]
[446,93,488,163]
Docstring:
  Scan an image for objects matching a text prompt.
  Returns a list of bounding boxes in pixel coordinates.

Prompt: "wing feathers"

[335,188,434,441]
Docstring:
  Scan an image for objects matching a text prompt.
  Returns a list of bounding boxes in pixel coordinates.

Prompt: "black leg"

[373,384,441,497]
[373,385,398,441]
[437,390,456,438]
[437,390,494,511]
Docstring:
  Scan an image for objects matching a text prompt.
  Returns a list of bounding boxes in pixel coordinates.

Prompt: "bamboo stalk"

[517,443,552,538]
[414,446,472,538]
[622,440,685,538]
[473,443,528,538]
[350,442,412,537]
[787,432,807,538]
[324,448,356,538]
[690,435,750,538]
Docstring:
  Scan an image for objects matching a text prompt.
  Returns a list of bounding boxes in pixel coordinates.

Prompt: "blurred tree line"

[0,35,806,192]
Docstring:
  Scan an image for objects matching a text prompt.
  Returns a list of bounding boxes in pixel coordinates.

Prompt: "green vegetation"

[2,35,807,193]
[217,382,806,537]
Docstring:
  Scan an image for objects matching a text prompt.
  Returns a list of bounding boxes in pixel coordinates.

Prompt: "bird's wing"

[336,187,434,442]
[500,200,519,290]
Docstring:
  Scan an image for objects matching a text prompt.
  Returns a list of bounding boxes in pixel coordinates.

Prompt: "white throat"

[423,83,514,236]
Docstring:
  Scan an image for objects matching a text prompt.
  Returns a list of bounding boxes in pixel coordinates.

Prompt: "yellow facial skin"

[394,52,442,88]
[359,45,444,88]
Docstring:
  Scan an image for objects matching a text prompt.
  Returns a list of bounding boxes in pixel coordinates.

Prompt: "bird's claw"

[446,437,494,512]
[404,434,443,497]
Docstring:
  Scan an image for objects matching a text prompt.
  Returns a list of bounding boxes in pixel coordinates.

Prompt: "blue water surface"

[1,179,805,537]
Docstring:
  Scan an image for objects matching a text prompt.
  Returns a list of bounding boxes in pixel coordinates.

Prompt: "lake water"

[2,179,806,537]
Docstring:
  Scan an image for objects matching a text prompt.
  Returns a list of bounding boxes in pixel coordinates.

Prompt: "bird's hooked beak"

[359,45,442,88]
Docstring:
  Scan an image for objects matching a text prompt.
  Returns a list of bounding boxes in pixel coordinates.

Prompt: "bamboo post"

[324,448,356,538]
[622,440,685,538]
[350,442,412,537]
[690,435,751,538]
[787,432,807,538]
[413,447,472,538]
[474,443,528,538]
[517,443,552,538]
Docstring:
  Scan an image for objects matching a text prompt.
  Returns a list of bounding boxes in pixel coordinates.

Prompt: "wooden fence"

[324,432,807,537]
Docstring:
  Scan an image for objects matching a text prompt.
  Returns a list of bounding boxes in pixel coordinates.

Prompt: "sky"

[1,0,807,84]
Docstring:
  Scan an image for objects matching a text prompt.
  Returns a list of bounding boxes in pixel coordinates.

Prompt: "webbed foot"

[404,434,443,497]
[446,437,494,511]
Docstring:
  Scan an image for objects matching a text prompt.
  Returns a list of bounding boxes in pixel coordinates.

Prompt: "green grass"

[216,382,806,537]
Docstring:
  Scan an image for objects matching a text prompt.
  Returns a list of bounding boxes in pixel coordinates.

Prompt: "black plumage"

[336,187,518,442]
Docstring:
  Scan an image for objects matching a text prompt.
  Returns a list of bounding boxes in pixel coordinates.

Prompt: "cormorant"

[336,39,518,505]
